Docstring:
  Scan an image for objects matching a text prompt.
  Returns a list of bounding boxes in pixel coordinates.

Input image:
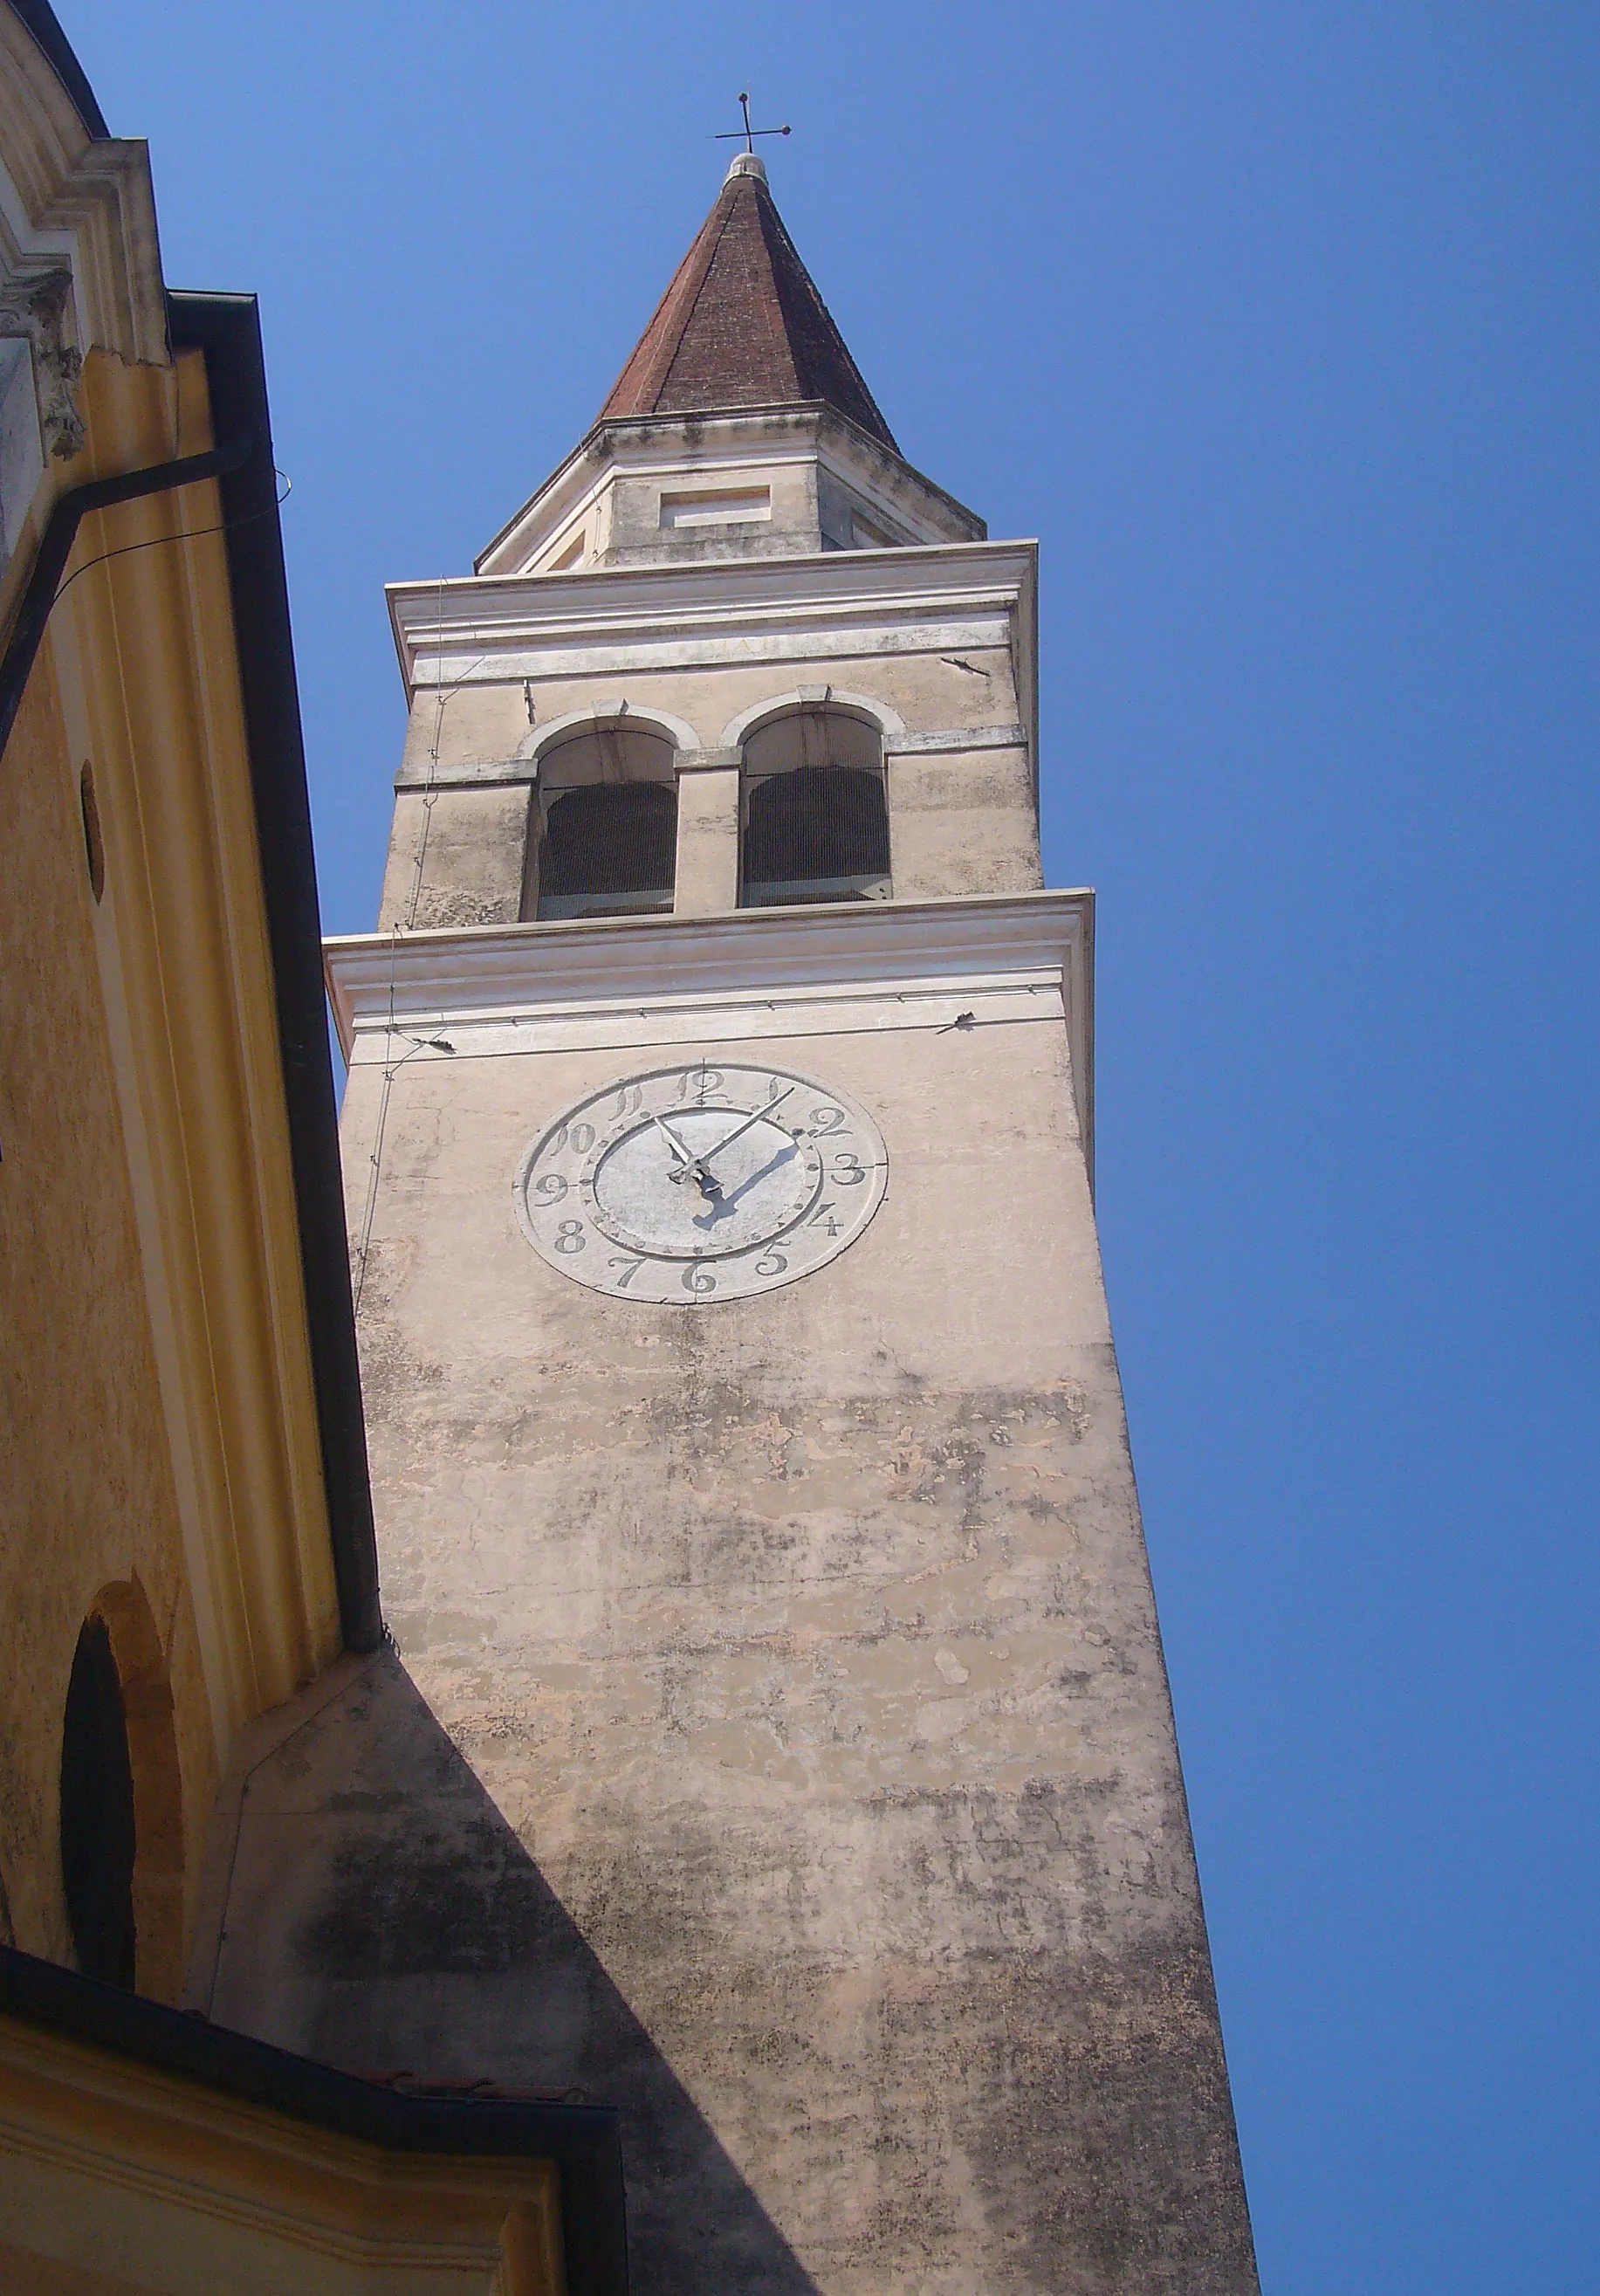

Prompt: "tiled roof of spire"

[597,159,898,453]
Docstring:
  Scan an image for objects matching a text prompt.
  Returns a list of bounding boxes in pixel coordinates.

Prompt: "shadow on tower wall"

[199,1651,818,2296]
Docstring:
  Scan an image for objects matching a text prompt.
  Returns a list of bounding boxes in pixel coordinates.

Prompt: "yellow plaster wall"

[0,2013,566,2293]
[0,621,198,1981]
[0,338,342,1988]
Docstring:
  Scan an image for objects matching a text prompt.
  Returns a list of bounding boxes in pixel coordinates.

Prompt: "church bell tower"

[312,150,1260,2291]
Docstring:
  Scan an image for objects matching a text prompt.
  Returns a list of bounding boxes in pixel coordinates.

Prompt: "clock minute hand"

[700,1085,795,1173]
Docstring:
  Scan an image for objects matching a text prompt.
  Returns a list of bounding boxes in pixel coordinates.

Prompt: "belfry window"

[524,724,677,921]
[59,1616,136,1988]
[739,706,891,908]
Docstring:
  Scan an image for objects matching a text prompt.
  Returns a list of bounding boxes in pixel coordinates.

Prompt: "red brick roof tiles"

[598,170,898,452]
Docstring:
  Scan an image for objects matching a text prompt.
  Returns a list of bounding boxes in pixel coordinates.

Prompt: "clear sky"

[56,3,1597,2286]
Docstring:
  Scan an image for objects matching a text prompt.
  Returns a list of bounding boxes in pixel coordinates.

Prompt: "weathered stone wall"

[202,1004,1257,2292]
[379,784,530,930]
[889,744,1043,899]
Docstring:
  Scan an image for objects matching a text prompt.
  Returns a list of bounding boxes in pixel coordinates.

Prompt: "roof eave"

[475,402,985,578]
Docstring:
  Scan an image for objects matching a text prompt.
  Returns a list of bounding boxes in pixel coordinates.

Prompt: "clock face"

[513,1061,887,1303]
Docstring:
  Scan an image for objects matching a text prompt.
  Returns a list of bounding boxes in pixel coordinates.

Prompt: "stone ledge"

[884,725,1027,757]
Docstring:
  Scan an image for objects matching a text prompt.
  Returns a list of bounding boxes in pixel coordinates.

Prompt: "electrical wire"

[46,469,292,612]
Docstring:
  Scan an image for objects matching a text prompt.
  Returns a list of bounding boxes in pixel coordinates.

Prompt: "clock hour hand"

[650,1110,718,1199]
[650,1110,694,1166]
[699,1085,795,1175]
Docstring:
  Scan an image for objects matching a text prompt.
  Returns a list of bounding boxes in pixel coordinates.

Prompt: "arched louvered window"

[739,707,890,908]
[525,724,677,921]
[59,1617,135,1988]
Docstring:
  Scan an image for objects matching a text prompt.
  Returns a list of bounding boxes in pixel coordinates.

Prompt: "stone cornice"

[388,537,1038,711]
[326,887,1094,1172]
[0,11,164,367]
[393,721,1032,791]
[476,403,985,579]
[884,723,1027,757]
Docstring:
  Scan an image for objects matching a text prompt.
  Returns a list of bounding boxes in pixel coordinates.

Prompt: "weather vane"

[713,92,791,155]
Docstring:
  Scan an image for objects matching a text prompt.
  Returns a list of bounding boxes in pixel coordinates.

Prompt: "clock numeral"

[682,1262,718,1296]
[809,1203,841,1237]
[554,1219,587,1255]
[532,1172,568,1205]
[830,1151,868,1186]
[569,1121,595,1153]
[608,1254,644,1289]
[611,1083,642,1117]
[547,1124,569,1154]
[807,1104,846,1138]
[678,1066,724,1103]
[753,1248,788,1277]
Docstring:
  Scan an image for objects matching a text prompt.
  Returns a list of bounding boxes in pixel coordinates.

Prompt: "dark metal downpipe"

[0,432,256,767]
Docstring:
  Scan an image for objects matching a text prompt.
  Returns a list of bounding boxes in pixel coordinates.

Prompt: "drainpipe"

[0,432,256,766]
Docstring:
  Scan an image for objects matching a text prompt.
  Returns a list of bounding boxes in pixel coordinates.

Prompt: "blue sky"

[57,3,1598,2286]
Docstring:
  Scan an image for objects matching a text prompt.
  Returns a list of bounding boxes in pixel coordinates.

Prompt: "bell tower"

[243,153,1259,2292]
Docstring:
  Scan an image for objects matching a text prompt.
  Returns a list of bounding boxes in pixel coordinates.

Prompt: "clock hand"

[650,1110,695,1166]
[691,1138,797,1227]
[650,1109,719,1200]
[698,1085,795,1174]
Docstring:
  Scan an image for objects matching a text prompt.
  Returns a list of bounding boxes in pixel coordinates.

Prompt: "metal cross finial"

[713,92,791,154]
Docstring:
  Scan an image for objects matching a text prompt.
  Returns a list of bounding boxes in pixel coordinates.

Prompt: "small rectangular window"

[659,486,771,529]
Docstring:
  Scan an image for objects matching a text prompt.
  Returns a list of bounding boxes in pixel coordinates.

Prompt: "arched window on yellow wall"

[58,1583,185,2000]
[523,723,677,921]
[58,1616,135,1987]
[739,706,890,908]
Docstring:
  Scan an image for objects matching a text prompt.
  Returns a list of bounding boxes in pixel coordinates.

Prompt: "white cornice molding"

[883,723,1026,757]
[326,887,1094,1171]
[389,538,1038,698]
[0,17,164,368]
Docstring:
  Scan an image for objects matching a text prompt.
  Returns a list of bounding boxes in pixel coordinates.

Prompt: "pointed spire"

[597,156,899,453]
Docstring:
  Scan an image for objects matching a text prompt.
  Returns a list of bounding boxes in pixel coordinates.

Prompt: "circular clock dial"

[514,1062,887,1303]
